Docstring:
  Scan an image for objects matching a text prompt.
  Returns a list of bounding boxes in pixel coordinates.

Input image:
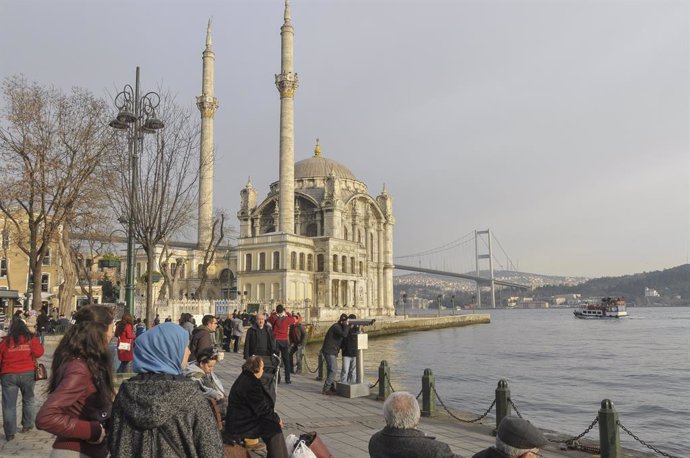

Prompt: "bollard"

[316,352,325,381]
[599,399,621,458]
[421,368,436,417]
[495,379,512,430]
[377,360,391,400]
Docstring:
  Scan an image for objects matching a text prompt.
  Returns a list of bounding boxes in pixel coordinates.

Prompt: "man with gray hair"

[369,391,462,458]
[472,416,548,458]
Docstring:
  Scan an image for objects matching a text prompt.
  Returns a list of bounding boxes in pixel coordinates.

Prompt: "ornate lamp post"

[109,67,164,315]
[451,294,456,316]
[437,294,442,318]
[402,292,408,319]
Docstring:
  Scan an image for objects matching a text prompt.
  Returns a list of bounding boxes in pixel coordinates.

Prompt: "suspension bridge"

[394,229,530,308]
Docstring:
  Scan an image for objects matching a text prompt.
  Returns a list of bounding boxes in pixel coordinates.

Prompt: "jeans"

[37,331,45,346]
[276,340,291,382]
[323,353,338,391]
[340,356,357,384]
[1,370,36,437]
[116,361,131,373]
[290,344,304,373]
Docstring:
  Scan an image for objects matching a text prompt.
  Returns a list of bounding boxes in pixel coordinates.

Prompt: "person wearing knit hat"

[319,314,350,394]
[472,416,548,458]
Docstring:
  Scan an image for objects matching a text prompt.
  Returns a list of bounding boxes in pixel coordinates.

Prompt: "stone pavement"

[0,345,595,458]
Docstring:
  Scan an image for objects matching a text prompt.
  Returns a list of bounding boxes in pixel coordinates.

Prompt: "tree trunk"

[58,226,76,315]
[146,247,155,328]
[32,264,42,311]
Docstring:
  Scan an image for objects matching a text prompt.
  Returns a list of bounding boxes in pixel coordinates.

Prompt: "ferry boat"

[573,298,628,319]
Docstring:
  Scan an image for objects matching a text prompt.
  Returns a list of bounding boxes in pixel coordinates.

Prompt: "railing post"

[421,368,436,417]
[316,351,324,381]
[495,379,511,430]
[377,360,390,400]
[599,399,621,458]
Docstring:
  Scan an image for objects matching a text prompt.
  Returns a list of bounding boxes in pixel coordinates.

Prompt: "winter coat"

[321,322,349,356]
[224,369,282,442]
[183,362,227,417]
[0,334,44,374]
[181,321,195,338]
[289,323,307,347]
[268,313,295,341]
[243,324,276,360]
[368,426,461,458]
[116,323,135,363]
[108,373,224,458]
[471,447,510,458]
[341,325,359,358]
[189,325,213,361]
[230,317,244,337]
[36,359,112,458]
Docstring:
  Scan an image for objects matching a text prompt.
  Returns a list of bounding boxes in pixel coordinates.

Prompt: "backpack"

[135,324,145,337]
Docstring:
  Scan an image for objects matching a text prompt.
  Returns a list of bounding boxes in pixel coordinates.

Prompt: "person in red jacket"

[267,304,296,384]
[0,318,44,441]
[36,305,115,458]
[114,313,135,373]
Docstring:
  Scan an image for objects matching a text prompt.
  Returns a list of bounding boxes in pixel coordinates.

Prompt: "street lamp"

[451,294,456,316]
[437,294,442,318]
[109,67,164,315]
[401,292,407,319]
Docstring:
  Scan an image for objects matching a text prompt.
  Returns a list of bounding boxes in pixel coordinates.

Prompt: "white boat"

[574,299,628,319]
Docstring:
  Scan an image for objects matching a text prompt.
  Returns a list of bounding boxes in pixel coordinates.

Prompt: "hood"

[182,362,206,379]
[192,325,210,336]
[117,375,199,430]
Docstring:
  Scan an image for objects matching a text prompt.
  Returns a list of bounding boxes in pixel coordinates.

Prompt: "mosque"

[154,1,395,320]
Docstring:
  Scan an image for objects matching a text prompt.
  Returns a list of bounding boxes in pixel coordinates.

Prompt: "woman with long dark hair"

[114,313,135,373]
[0,318,44,441]
[36,305,115,458]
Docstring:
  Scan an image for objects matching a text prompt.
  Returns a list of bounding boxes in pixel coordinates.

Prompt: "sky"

[1,0,688,278]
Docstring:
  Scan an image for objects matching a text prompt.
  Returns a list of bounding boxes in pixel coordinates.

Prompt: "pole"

[124,66,141,316]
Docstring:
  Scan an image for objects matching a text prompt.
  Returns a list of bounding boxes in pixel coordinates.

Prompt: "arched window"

[291,251,297,270]
[343,226,349,240]
[307,254,313,271]
[306,223,318,237]
[359,261,363,275]
[342,255,348,273]
[332,254,338,272]
[259,252,266,270]
[273,251,280,270]
[245,253,252,271]
[299,253,305,270]
[317,254,324,272]
[351,257,355,274]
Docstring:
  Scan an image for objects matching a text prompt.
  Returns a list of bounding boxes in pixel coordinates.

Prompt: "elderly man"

[369,392,462,458]
[472,416,548,458]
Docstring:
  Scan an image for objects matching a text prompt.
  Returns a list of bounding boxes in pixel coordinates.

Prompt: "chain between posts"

[617,420,681,458]
[369,378,379,389]
[387,378,397,393]
[547,416,600,455]
[508,398,523,418]
[300,354,318,374]
[432,385,496,423]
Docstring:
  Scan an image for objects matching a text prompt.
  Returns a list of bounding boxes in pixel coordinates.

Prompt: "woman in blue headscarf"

[107,322,224,458]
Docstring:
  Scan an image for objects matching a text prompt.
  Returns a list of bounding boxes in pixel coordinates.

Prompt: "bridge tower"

[475,229,496,308]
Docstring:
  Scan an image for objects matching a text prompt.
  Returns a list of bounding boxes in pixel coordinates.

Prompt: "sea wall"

[307,313,490,344]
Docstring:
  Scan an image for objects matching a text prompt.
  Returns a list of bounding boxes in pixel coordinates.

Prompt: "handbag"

[224,442,249,458]
[117,340,131,351]
[298,432,333,458]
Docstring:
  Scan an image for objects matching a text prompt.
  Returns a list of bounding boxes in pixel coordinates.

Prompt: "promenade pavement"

[0,343,599,458]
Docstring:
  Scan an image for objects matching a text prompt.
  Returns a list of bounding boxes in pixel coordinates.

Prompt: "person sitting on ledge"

[472,416,548,458]
[369,391,462,458]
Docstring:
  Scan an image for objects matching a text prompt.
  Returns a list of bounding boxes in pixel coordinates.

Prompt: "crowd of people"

[0,304,551,458]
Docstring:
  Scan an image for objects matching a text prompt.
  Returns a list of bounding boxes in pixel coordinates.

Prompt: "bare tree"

[158,240,185,301]
[195,212,226,299]
[0,75,115,310]
[109,94,200,326]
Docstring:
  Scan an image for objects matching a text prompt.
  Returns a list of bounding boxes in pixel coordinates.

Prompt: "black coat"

[224,369,282,441]
[321,322,349,356]
[368,426,461,458]
[471,448,509,458]
[243,325,276,360]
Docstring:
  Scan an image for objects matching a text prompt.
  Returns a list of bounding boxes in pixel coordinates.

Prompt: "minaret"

[275,0,298,234]
[197,19,219,248]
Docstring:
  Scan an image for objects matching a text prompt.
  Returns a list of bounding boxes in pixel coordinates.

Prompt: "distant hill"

[534,264,690,305]
[393,265,690,306]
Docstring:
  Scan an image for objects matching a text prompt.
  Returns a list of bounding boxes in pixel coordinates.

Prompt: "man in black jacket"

[320,313,349,394]
[243,313,278,400]
[472,416,547,458]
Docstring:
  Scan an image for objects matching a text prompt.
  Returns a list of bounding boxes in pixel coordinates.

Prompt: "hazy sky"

[1,0,688,278]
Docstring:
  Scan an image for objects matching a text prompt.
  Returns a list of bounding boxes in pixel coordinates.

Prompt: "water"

[306,307,690,456]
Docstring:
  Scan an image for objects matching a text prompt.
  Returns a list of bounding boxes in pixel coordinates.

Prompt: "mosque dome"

[294,139,357,180]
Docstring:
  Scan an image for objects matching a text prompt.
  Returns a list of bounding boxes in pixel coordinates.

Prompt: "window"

[307,254,313,271]
[369,233,375,261]
[351,257,355,274]
[1,230,9,249]
[299,253,305,270]
[41,273,49,292]
[180,263,186,279]
[245,253,252,271]
[290,251,297,270]
[332,254,338,272]
[43,247,51,266]
[342,255,348,273]
[343,226,349,240]
[306,223,318,237]
[317,254,324,272]
[0,258,7,277]
[359,261,363,275]
[259,252,266,270]
[273,251,280,270]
